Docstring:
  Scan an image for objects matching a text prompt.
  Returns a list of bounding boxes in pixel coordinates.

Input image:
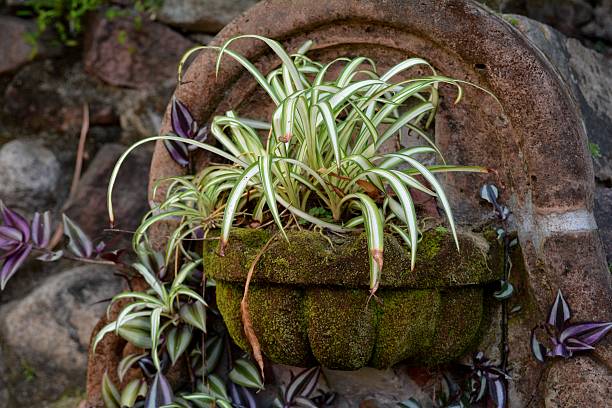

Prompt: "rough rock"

[508,15,612,184]
[323,367,429,407]
[524,0,593,39]
[479,0,611,47]
[0,139,61,213]
[65,143,152,242]
[158,0,257,33]
[117,85,174,143]
[2,58,121,134]
[0,349,10,408]
[595,186,612,264]
[83,13,194,89]
[510,14,612,266]
[0,265,123,406]
[0,16,36,75]
[580,0,612,44]
[544,356,612,407]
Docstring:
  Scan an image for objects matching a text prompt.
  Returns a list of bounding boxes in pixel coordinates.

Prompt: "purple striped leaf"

[0,244,32,290]
[164,97,208,167]
[31,211,51,248]
[163,139,189,168]
[560,322,612,345]
[547,290,571,332]
[564,337,595,352]
[487,377,506,408]
[36,250,63,262]
[144,371,174,408]
[548,342,571,358]
[1,203,30,242]
[533,290,612,363]
[228,382,257,408]
[0,226,23,248]
[62,214,93,258]
[285,366,321,402]
[171,96,194,139]
[530,329,547,363]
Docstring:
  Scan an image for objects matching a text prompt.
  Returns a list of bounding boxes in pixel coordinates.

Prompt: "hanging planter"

[206,228,500,370]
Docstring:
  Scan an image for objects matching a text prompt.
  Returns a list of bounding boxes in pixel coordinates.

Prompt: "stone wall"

[0,0,610,407]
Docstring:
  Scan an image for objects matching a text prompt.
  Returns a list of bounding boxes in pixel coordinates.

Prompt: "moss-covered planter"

[204,228,501,370]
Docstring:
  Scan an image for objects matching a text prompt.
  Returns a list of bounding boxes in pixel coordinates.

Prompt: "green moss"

[305,288,376,370]
[209,228,495,369]
[503,15,520,27]
[248,285,314,366]
[413,228,446,262]
[216,281,485,369]
[370,289,440,368]
[206,228,500,288]
[215,282,249,351]
[420,287,484,365]
[49,389,86,408]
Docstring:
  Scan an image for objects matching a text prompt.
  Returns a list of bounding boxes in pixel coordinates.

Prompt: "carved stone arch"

[137,0,610,406]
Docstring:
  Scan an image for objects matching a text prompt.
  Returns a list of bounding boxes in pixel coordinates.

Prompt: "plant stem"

[501,220,510,372]
[33,248,117,267]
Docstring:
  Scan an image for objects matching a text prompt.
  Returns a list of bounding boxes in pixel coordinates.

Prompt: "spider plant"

[108,35,491,296]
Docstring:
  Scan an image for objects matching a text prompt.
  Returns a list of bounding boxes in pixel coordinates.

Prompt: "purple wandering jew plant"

[467,352,510,408]
[400,352,509,408]
[0,202,39,290]
[0,201,107,290]
[164,96,208,167]
[531,289,612,362]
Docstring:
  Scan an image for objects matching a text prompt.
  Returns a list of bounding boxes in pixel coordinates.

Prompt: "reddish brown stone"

[545,356,612,407]
[539,231,611,322]
[0,16,36,75]
[83,13,194,89]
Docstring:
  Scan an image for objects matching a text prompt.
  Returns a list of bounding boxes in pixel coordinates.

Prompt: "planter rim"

[204,227,501,289]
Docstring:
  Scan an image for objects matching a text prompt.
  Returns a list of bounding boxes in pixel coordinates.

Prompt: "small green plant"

[588,142,602,159]
[21,361,37,382]
[503,15,520,27]
[16,0,162,52]
[18,0,104,50]
[109,35,491,298]
[94,246,268,408]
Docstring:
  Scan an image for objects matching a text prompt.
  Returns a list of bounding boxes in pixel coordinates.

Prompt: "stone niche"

[86,0,611,407]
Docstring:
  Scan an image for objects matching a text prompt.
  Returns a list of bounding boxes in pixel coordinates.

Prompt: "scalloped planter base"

[217,283,485,369]
[206,228,499,370]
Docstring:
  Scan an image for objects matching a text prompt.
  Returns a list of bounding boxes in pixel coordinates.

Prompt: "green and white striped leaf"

[206,374,229,400]
[341,193,384,293]
[150,307,162,371]
[167,325,193,365]
[219,162,259,254]
[228,358,264,390]
[118,353,147,382]
[179,302,207,333]
[202,335,224,375]
[102,372,120,408]
[120,378,143,408]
